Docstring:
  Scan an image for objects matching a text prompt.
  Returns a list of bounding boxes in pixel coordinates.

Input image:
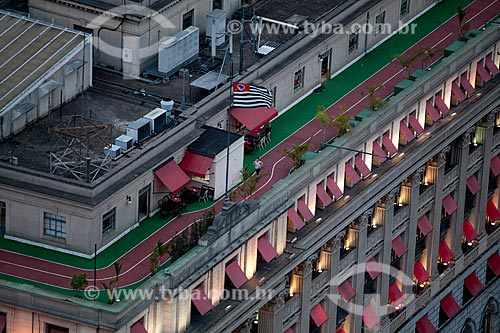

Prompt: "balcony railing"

[393,205,409,234]
[468,147,483,171]
[493,130,500,154]
[311,270,329,300]
[366,227,384,252]
[282,294,301,322]
[339,248,357,272]
[439,265,456,289]
[443,166,458,192]
[418,185,434,213]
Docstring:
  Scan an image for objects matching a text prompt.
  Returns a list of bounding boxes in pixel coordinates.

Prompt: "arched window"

[481,298,498,333]
[461,318,476,333]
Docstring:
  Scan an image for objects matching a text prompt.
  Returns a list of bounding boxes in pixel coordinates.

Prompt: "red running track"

[0,0,498,290]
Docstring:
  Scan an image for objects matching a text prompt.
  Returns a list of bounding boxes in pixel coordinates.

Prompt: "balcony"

[339,248,357,272]
[393,205,409,233]
[311,270,329,301]
[443,166,458,192]
[468,146,483,172]
[366,226,384,252]
[418,185,435,214]
[282,294,302,323]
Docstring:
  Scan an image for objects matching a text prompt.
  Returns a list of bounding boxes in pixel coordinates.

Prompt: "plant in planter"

[362,83,387,110]
[70,273,88,298]
[456,4,470,41]
[315,105,330,143]
[332,105,353,136]
[284,143,313,170]
[414,46,442,70]
[394,53,417,79]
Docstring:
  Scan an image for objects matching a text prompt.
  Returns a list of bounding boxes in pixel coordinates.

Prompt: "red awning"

[416,315,437,333]
[191,287,213,315]
[462,220,478,242]
[180,151,213,177]
[466,175,481,195]
[317,184,333,206]
[451,81,466,102]
[486,200,500,221]
[476,64,491,82]
[327,177,343,199]
[440,293,461,318]
[409,115,424,136]
[382,134,398,155]
[417,215,433,236]
[0,314,6,333]
[372,141,387,162]
[297,199,314,221]
[345,162,361,184]
[284,328,294,333]
[288,207,305,230]
[464,272,484,296]
[355,155,371,177]
[366,257,382,279]
[491,156,500,177]
[338,279,356,301]
[310,303,328,327]
[337,329,346,333]
[485,57,500,76]
[442,195,458,215]
[392,236,408,257]
[362,304,379,329]
[257,236,278,262]
[231,106,278,132]
[400,120,415,141]
[388,281,404,304]
[435,95,450,116]
[154,160,191,194]
[439,240,454,263]
[414,261,430,284]
[131,322,148,333]
[426,101,441,122]
[460,76,475,95]
[487,252,500,276]
[225,261,248,288]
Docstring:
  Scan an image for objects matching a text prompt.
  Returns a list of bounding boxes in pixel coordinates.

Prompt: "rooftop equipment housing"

[127,118,151,144]
[143,108,167,133]
[158,26,199,76]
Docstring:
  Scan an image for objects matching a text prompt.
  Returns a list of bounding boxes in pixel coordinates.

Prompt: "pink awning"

[297,199,314,221]
[362,304,379,329]
[382,134,398,155]
[409,115,424,136]
[486,200,500,221]
[414,261,430,284]
[366,257,382,279]
[131,322,148,333]
[460,76,475,95]
[435,95,450,116]
[476,64,491,82]
[462,220,478,242]
[231,106,278,132]
[284,328,294,333]
[466,175,481,195]
[225,261,248,288]
[287,207,305,230]
[400,120,415,141]
[345,162,361,184]
[491,156,500,177]
[372,141,387,162]
[355,155,371,177]
[485,57,500,76]
[392,236,408,257]
[416,315,437,333]
[426,101,441,122]
[191,287,213,315]
[464,272,484,296]
[154,160,191,194]
[338,279,356,301]
[440,293,461,318]
[317,184,333,206]
[257,236,278,262]
[439,240,454,263]
[417,215,433,236]
[310,303,328,327]
[388,281,404,304]
[181,151,213,177]
[487,252,500,276]
[442,194,458,215]
[451,81,466,102]
[327,177,343,199]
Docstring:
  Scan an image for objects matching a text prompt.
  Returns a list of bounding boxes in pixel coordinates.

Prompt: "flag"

[233,82,273,108]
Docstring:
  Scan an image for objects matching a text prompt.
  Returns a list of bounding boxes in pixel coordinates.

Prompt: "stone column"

[403,168,425,298]
[452,128,475,259]
[295,254,317,333]
[378,189,397,308]
[429,148,449,280]
[325,233,345,332]
[476,112,496,237]
[258,291,287,333]
[351,209,372,333]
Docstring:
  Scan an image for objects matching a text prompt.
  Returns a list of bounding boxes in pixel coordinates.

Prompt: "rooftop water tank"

[161,99,174,111]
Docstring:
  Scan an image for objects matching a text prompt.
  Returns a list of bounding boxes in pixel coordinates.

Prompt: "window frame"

[43,212,66,239]
[293,67,305,92]
[102,208,116,235]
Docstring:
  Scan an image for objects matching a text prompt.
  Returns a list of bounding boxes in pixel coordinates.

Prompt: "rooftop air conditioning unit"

[158,26,199,76]
[143,108,167,133]
[206,10,226,47]
[115,135,134,151]
[104,144,121,158]
[127,118,151,144]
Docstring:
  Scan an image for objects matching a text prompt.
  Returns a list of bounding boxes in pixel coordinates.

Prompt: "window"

[348,33,359,53]
[0,312,6,333]
[182,10,194,30]
[482,301,497,333]
[43,213,66,239]
[102,208,116,235]
[293,68,304,92]
[375,11,386,34]
[213,0,222,10]
[400,0,410,17]
[46,324,69,333]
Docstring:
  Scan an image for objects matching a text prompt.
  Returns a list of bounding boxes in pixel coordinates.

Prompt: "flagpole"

[225,30,234,200]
